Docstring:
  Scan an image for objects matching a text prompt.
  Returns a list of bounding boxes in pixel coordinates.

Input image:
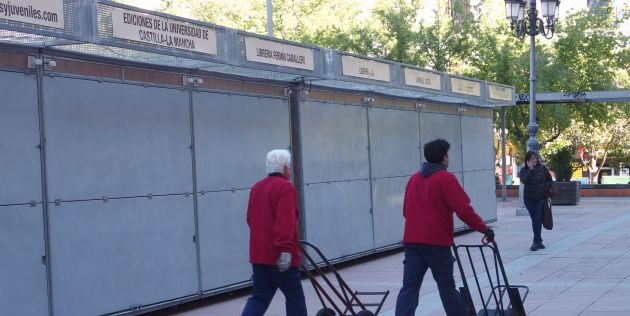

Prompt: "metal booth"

[0,1,515,315]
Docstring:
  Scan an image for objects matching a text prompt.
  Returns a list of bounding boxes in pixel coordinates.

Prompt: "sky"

[119,0,622,15]
[118,0,160,11]
[119,0,628,33]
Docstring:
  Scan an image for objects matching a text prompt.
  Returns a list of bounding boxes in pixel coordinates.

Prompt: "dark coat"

[519,164,551,200]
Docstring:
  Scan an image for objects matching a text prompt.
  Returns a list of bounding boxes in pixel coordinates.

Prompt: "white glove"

[276,252,292,272]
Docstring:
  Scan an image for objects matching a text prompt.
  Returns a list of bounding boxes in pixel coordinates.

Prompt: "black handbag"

[543,198,553,230]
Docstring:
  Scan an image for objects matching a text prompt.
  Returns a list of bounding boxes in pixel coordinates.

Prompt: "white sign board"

[341,55,390,82]
[111,7,217,55]
[244,37,314,70]
[0,0,64,29]
[450,77,481,97]
[488,84,513,101]
[404,68,442,90]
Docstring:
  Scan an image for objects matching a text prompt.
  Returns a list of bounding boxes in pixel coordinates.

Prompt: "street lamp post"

[504,0,560,153]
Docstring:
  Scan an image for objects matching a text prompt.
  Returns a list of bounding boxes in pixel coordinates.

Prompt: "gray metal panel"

[372,177,405,248]
[49,195,197,316]
[43,77,192,200]
[461,115,497,223]
[193,92,290,191]
[303,180,373,259]
[419,112,462,173]
[368,107,420,178]
[463,170,497,223]
[461,116,494,172]
[197,189,251,291]
[452,171,466,230]
[0,205,48,316]
[0,71,42,205]
[300,100,369,183]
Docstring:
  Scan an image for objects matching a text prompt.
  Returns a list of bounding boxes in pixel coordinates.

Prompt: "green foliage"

[470,6,630,163]
[551,9,630,126]
[411,3,475,71]
[546,147,574,182]
[558,112,630,183]
[121,0,629,171]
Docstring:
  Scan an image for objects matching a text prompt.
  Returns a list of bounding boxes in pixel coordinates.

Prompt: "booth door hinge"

[28,56,56,70]
[283,87,292,97]
[183,76,203,87]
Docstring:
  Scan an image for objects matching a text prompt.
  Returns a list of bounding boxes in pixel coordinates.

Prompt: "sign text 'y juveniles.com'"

[0,0,64,29]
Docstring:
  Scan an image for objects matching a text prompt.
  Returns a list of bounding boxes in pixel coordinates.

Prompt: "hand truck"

[299,240,390,316]
[453,238,529,316]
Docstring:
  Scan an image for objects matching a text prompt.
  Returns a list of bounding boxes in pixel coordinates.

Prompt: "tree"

[469,5,629,164]
[464,2,565,160]
[551,9,630,124]
[116,0,629,173]
[559,113,629,183]
[541,8,630,183]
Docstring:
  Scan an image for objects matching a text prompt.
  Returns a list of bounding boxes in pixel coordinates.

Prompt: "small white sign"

[0,0,64,29]
[244,37,314,70]
[404,68,442,90]
[488,84,513,101]
[341,55,390,82]
[111,7,217,55]
[451,77,481,97]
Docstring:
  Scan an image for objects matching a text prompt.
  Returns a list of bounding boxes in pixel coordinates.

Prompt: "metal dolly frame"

[454,239,529,316]
[299,240,390,316]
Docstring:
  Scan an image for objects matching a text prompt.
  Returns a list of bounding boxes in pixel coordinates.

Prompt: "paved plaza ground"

[151,197,630,316]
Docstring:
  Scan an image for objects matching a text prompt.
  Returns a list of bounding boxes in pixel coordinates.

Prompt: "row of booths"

[0,1,514,315]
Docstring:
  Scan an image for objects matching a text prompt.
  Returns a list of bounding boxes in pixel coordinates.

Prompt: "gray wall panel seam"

[459,107,465,187]
[48,192,196,203]
[193,88,288,100]
[188,70,204,298]
[418,111,423,164]
[291,86,307,242]
[366,105,376,250]
[37,49,54,316]
[42,72,188,90]
[0,67,34,74]
[304,178,371,185]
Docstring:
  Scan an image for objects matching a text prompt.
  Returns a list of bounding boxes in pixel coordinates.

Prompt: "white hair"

[266,149,291,174]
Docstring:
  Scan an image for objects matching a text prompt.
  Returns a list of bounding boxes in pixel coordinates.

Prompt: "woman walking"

[519,151,553,251]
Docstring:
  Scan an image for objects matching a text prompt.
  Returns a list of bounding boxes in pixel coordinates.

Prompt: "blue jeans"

[241,264,307,316]
[395,243,467,316]
[524,198,544,243]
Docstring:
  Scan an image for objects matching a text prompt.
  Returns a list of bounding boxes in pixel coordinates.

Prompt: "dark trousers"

[241,264,307,316]
[524,198,544,243]
[395,243,467,316]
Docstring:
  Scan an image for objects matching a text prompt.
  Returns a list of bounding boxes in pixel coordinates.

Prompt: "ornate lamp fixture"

[505,0,560,40]
[504,0,560,153]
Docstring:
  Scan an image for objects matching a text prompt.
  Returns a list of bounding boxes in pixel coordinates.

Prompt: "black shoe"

[530,243,539,251]
[537,242,546,249]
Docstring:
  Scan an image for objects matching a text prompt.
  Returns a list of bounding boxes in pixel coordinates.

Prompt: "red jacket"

[403,169,488,246]
[247,174,300,267]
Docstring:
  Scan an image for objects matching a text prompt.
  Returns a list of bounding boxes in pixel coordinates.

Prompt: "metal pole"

[266,0,273,37]
[526,0,539,153]
[501,106,507,201]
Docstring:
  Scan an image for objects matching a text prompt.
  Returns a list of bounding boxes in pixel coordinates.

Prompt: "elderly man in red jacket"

[241,149,306,316]
[395,139,495,316]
